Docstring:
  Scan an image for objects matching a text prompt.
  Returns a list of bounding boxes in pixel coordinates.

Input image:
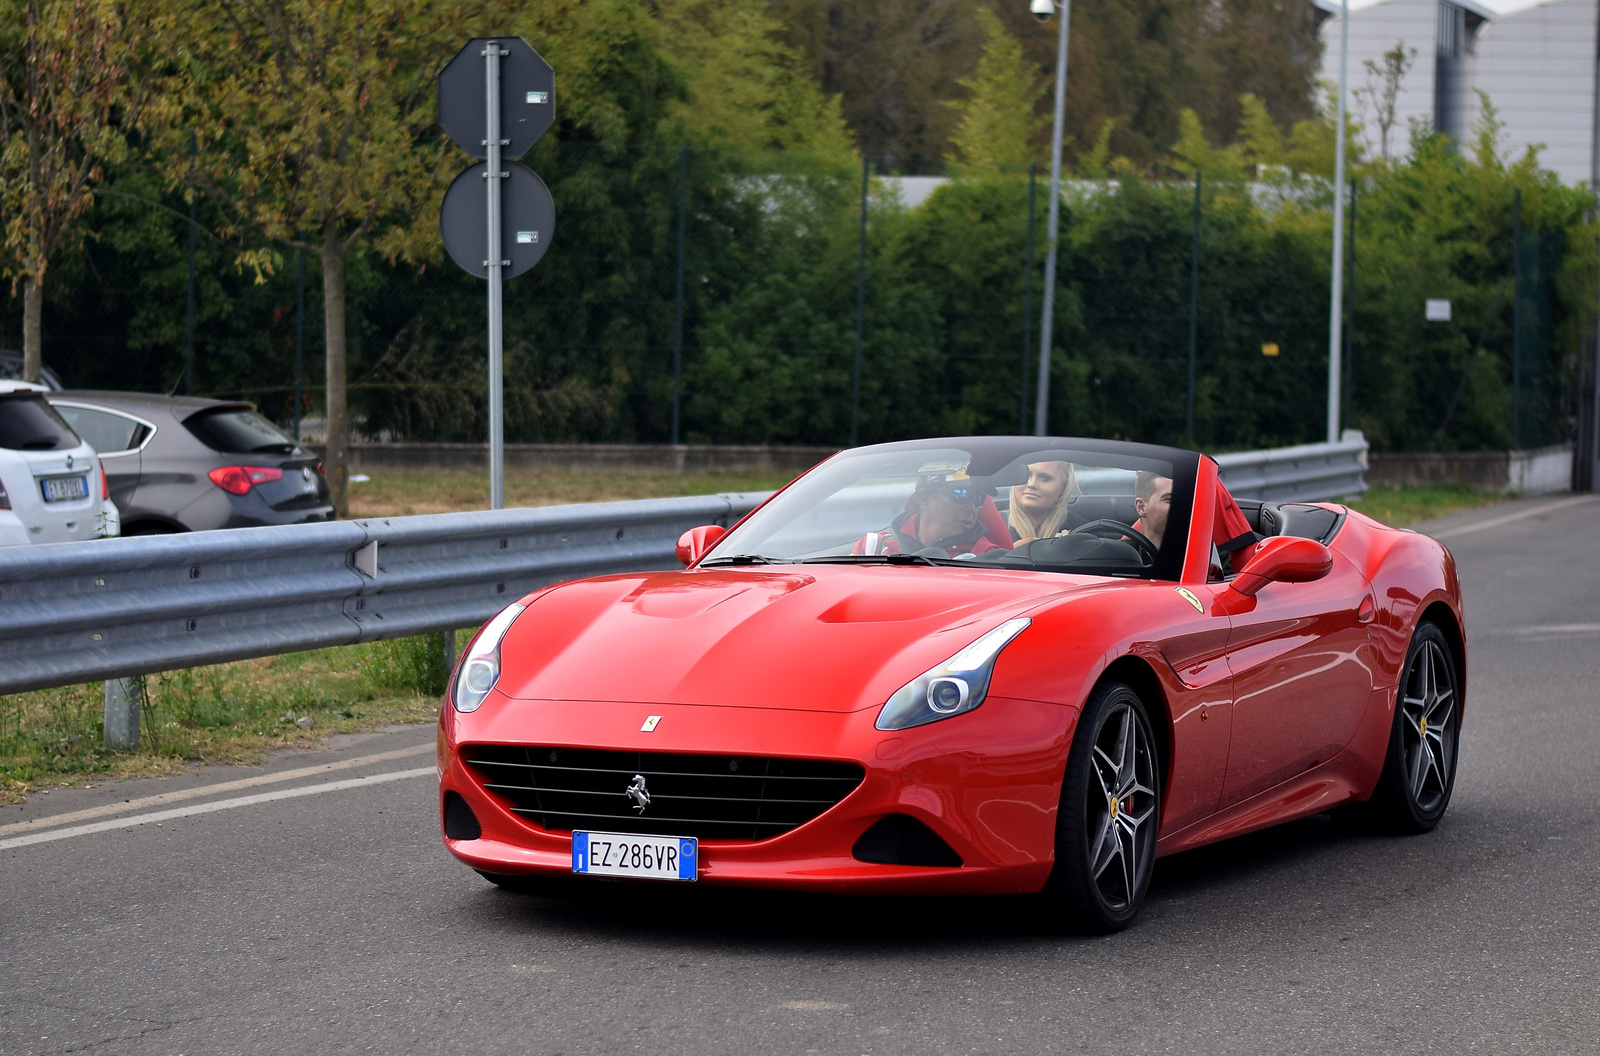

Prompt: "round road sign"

[439,162,556,280]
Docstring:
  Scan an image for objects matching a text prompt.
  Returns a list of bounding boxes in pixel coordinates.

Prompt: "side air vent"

[852,814,962,867]
[443,791,483,841]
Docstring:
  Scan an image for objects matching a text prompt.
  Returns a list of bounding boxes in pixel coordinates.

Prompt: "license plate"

[572,831,697,882]
[41,476,88,503]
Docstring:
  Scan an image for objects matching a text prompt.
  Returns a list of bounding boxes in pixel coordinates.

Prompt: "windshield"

[706,437,1198,580]
[184,407,298,454]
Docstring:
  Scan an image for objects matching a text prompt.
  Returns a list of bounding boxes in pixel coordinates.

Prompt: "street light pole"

[1326,0,1350,443]
[1034,0,1071,436]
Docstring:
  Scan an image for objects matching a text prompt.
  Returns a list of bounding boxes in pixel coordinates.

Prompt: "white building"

[1317,0,1600,186]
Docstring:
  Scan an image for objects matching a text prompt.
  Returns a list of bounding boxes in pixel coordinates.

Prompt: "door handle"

[1357,595,1376,624]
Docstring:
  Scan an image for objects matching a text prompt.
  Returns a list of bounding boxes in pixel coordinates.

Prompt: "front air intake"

[852,814,962,867]
[464,746,864,843]
[443,791,482,841]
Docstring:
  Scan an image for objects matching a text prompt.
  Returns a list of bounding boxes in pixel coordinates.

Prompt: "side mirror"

[1230,536,1332,597]
[675,524,726,566]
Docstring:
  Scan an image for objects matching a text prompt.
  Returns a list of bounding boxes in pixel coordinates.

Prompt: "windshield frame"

[706,436,1201,581]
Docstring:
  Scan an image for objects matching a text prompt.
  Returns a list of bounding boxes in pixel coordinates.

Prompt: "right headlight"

[875,618,1031,731]
[452,602,526,713]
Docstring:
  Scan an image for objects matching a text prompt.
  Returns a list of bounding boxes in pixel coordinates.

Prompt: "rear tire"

[1042,680,1162,933]
[1367,622,1460,833]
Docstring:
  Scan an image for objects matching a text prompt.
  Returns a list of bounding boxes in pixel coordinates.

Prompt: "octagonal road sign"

[438,36,554,160]
[439,161,556,280]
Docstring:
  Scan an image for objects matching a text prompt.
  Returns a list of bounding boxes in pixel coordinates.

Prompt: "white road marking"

[0,742,434,838]
[0,767,435,851]
[1428,496,1599,540]
[1483,623,1600,637]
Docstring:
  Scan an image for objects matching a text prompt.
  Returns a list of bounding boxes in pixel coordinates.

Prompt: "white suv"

[0,381,120,546]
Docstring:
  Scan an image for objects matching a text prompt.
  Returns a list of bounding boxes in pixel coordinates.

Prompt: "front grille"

[464,745,865,842]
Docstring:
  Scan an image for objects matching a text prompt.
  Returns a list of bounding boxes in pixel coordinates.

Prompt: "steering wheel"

[1070,518,1160,564]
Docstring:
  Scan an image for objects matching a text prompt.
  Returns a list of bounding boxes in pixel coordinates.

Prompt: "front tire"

[1368,622,1460,833]
[1043,680,1162,933]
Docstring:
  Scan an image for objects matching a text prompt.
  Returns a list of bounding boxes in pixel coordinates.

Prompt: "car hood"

[493,564,1109,713]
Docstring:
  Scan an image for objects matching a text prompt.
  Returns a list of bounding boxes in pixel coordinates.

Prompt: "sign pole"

[484,40,505,511]
[439,35,555,500]
[1326,0,1349,443]
[1035,0,1072,436]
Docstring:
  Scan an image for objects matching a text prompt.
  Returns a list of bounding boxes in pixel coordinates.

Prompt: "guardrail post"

[104,677,140,750]
[438,631,456,681]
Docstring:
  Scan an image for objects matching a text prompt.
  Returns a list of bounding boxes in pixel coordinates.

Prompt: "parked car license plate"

[572,831,697,881]
[40,476,88,503]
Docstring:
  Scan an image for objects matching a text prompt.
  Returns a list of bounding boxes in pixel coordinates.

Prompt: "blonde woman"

[1008,461,1077,544]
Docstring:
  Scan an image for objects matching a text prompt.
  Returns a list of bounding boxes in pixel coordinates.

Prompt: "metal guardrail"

[1214,430,1369,503]
[0,433,1370,721]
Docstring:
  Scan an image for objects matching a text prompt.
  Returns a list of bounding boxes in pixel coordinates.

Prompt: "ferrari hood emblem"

[625,774,651,813]
[640,715,661,732]
[1175,587,1204,613]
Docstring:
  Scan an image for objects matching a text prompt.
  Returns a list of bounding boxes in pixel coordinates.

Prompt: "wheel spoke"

[1412,738,1437,799]
[1117,823,1137,903]
[1091,747,1116,799]
[1113,708,1134,781]
[1426,692,1454,730]
[1406,739,1426,797]
[1400,697,1427,737]
[1089,813,1118,879]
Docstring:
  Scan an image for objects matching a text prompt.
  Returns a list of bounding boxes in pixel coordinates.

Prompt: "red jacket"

[854,496,1013,558]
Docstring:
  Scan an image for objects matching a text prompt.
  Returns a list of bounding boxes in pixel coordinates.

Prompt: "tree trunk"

[22,273,42,385]
[321,229,349,519]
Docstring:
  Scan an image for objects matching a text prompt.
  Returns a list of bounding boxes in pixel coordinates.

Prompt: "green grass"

[0,633,461,803]
[1344,484,1509,527]
[348,466,796,518]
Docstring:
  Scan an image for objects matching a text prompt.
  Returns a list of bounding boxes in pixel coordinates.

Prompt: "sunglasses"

[936,487,977,504]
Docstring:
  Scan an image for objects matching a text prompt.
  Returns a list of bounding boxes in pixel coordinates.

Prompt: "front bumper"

[438,693,1077,895]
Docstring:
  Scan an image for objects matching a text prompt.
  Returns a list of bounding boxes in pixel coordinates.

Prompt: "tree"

[1355,41,1416,162]
[0,0,159,384]
[652,0,854,164]
[943,6,1047,172]
[1194,0,1323,138]
[159,0,459,516]
[775,0,985,171]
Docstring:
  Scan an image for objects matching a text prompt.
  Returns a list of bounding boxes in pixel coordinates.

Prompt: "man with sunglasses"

[853,473,1013,558]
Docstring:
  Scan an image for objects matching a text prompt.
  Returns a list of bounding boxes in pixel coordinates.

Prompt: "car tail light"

[207,465,284,495]
[0,476,9,510]
[98,460,109,500]
[315,461,325,477]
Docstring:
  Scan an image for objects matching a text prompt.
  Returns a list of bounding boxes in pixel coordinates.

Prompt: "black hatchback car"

[45,391,335,534]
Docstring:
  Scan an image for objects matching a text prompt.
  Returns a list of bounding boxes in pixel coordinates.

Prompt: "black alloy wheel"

[1369,622,1460,833]
[1044,680,1162,933]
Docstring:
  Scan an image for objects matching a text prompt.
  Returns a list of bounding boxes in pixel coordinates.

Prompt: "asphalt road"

[4,495,1599,1056]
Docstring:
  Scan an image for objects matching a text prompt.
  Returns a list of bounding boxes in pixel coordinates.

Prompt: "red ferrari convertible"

[437,437,1464,931]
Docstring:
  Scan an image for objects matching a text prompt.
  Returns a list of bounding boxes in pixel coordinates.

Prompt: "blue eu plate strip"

[678,838,697,880]
[571,831,588,873]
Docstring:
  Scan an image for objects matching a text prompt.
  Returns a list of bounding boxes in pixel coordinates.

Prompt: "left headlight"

[452,602,526,713]
[876,618,1031,731]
